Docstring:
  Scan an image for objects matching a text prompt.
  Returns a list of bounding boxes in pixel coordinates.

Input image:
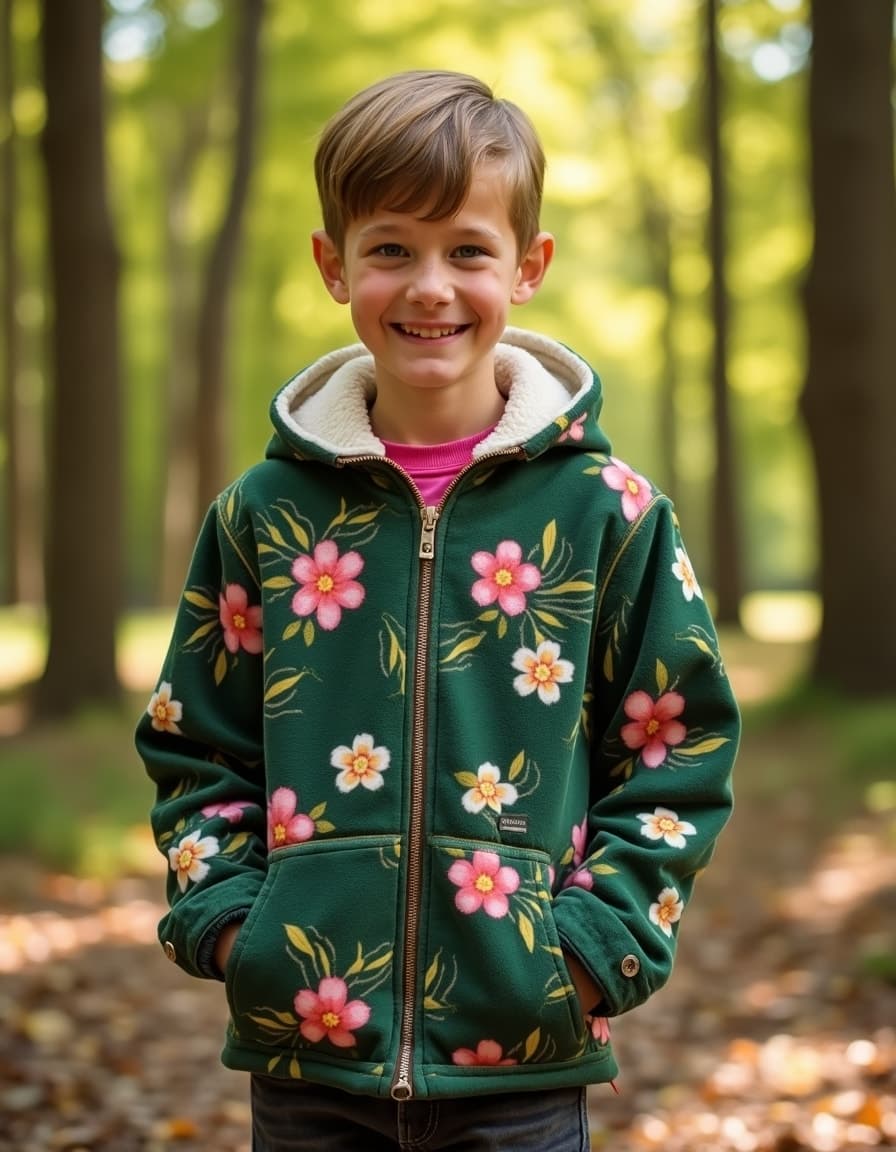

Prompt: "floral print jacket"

[137,327,739,1101]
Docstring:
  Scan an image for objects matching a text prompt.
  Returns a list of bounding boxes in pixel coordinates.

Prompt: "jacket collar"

[271,327,595,461]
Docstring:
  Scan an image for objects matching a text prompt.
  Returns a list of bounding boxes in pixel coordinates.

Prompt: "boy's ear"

[511,231,554,305]
[312,229,350,304]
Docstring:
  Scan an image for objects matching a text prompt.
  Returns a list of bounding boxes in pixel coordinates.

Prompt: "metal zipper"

[336,450,523,1100]
[390,504,439,1100]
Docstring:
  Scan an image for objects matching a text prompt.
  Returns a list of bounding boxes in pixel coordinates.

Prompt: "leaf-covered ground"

[1,635,894,1151]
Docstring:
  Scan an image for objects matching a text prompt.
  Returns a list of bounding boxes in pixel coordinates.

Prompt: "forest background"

[0,2,895,1149]
[1,0,894,714]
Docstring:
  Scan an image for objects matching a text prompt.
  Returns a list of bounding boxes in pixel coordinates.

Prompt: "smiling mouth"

[394,324,469,339]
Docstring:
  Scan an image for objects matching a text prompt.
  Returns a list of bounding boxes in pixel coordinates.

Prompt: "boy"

[138,70,739,1151]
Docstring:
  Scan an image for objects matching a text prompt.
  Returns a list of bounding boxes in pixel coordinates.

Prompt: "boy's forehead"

[354,163,514,232]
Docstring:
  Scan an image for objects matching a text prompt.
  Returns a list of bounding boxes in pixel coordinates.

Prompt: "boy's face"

[312,163,553,408]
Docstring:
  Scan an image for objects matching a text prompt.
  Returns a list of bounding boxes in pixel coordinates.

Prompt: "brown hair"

[314,70,545,254]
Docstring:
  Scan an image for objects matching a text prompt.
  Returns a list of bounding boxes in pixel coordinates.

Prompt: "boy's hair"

[314,70,545,254]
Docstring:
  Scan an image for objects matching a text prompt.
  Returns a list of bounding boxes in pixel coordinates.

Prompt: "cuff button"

[163,941,176,962]
[621,954,640,977]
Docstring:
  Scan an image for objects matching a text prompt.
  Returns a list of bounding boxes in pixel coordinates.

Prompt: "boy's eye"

[454,245,486,259]
[373,243,407,257]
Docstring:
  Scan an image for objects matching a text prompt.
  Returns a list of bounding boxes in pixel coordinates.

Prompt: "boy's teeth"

[400,325,458,338]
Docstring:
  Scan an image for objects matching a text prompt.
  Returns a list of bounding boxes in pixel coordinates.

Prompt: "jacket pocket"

[420,838,587,1069]
[225,835,402,1066]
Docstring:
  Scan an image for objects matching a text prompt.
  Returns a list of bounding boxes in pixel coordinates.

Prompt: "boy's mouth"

[394,324,469,339]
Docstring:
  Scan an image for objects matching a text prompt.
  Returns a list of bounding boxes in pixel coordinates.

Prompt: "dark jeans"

[251,1074,591,1151]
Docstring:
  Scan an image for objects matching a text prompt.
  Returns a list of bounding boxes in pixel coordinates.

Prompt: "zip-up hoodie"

[138,327,739,1100]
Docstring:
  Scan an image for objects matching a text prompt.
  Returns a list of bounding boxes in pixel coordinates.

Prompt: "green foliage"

[4,0,826,602]
[0,702,156,876]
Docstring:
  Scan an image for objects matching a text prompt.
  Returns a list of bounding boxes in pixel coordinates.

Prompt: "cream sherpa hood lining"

[273,327,594,458]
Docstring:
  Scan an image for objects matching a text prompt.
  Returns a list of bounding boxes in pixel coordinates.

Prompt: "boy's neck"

[369,378,506,446]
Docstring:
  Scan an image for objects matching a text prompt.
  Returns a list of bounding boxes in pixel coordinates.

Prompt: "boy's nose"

[406,261,454,306]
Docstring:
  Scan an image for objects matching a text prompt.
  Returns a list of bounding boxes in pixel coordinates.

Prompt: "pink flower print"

[447,850,520,919]
[571,818,588,867]
[601,457,652,522]
[294,976,370,1048]
[650,886,684,937]
[146,681,182,733]
[511,640,574,705]
[620,690,687,768]
[201,800,255,824]
[168,832,219,892]
[559,413,587,443]
[330,733,391,793]
[267,786,315,851]
[471,541,542,617]
[291,540,365,631]
[452,1039,517,1066]
[588,1015,611,1045]
[562,867,594,892]
[219,584,263,654]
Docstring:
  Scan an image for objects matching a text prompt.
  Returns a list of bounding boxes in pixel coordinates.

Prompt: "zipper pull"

[391,1075,413,1101]
[419,507,439,559]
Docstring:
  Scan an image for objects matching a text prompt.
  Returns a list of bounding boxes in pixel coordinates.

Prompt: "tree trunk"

[584,17,682,502]
[705,0,742,624]
[801,0,896,694]
[195,0,264,517]
[2,0,22,604]
[160,111,209,605]
[37,0,122,715]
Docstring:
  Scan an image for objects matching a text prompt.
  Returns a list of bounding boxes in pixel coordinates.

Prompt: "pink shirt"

[383,427,495,506]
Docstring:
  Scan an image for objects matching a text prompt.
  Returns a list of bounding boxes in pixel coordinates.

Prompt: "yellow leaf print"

[542,520,557,567]
[264,672,306,702]
[517,911,535,953]
[676,737,729,756]
[441,633,485,664]
[285,924,316,958]
[184,590,217,611]
[184,620,217,645]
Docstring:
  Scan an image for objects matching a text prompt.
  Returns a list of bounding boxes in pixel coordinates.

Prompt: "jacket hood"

[267,326,612,463]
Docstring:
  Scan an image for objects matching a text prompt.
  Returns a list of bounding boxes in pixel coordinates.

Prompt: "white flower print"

[461,763,519,815]
[330,734,391,793]
[638,807,696,849]
[511,641,574,705]
[168,832,219,892]
[147,681,183,733]
[671,547,703,602]
[649,886,684,937]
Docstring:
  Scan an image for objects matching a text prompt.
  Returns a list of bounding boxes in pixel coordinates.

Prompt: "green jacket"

[138,327,738,1100]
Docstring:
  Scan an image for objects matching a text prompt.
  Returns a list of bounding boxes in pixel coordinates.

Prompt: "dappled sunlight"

[740,590,821,643]
[777,826,896,930]
[0,885,162,975]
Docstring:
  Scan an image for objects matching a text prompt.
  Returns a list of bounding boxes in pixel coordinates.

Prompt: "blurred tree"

[159,107,211,604]
[582,10,683,503]
[705,0,742,624]
[801,0,896,693]
[37,0,122,714]
[195,0,264,517]
[1,0,22,604]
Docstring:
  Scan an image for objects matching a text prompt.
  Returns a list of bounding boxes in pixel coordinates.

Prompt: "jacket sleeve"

[552,494,739,1017]
[135,495,268,981]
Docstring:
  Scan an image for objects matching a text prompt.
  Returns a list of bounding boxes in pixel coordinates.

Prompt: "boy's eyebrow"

[356,221,504,243]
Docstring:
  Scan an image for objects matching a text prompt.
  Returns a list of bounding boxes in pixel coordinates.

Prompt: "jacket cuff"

[553,890,666,1017]
[196,909,251,980]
